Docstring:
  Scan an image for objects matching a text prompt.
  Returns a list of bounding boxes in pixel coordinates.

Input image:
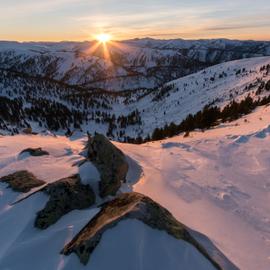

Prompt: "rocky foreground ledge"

[35,175,96,229]
[62,192,223,269]
[0,170,45,193]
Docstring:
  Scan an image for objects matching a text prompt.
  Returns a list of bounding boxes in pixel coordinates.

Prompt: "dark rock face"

[0,170,45,193]
[86,133,129,198]
[35,175,95,229]
[62,192,222,269]
[20,147,49,157]
[22,128,33,135]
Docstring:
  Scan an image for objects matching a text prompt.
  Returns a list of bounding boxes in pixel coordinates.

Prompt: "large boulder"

[62,192,222,269]
[0,170,45,193]
[86,133,128,198]
[35,175,95,229]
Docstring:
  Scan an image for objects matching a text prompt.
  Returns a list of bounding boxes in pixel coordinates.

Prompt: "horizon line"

[1,37,270,43]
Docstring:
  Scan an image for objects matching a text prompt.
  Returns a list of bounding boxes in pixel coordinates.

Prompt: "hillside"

[0,104,270,269]
[1,38,270,92]
[1,55,270,141]
[116,104,270,270]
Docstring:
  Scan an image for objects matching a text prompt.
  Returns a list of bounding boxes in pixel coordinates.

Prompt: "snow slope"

[133,56,270,136]
[0,104,270,269]
[79,56,270,138]
[0,134,227,270]
[1,55,270,140]
[116,104,270,270]
[1,38,270,92]
[86,219,216,270]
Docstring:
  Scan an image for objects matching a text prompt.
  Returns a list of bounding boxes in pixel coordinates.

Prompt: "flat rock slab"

[86,133,128,198]
[0,170,45,193]
[20,147,49,157]
[35,174,95,230]
[62,192,222,269]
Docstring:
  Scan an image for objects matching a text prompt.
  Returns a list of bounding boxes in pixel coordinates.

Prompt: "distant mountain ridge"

[1,38,270,91]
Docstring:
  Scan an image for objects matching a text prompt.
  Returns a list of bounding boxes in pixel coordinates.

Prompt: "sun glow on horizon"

[96,33,111,43]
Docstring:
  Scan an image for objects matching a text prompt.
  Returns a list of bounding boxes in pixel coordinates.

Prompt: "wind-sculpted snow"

[0,105,269,268]
[117,105,270,270]
[0,133,236,270]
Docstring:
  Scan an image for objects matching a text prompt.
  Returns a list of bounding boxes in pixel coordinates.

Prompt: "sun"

[96,33,111,43]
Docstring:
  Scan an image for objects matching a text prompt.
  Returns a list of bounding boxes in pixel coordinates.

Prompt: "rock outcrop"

[62,192,222,269]
[86,133,128,198]
[0,170,45,193]
[35,175,95,229]
[20,147,49,157]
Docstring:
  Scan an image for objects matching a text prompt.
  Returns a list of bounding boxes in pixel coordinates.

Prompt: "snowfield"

[0,104,270,269]
[0,136,221,269]
[118,104,270,270]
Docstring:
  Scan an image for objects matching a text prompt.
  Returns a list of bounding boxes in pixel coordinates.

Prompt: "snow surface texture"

[116,105,270,270]
[0,104,270,269]
[0,135,224,270]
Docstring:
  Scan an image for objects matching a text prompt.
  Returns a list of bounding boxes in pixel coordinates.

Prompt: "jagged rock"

[35,175,95,229]
[0,170,45,193]
[20,147,49,157]
[86,133,128,198]
[62,192,222,269]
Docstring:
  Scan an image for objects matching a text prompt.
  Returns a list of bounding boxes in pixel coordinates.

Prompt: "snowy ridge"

[1,38,270,91]
[136,56,270,135]
[0,55,270,139]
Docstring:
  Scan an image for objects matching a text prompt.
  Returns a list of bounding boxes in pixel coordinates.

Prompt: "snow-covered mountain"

[1,53,270,140]
[1,39,270,91]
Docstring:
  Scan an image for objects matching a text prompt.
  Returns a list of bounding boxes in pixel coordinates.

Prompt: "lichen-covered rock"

[86,133,128,198]
[20,147,49,157]
[62,192,222,269]
[0,170,45,193]
[35,175,95,229]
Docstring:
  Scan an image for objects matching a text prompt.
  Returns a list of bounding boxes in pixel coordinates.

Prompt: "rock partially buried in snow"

[35,175,95,229]
[62,192,222,269]
[0,170,45,193]
[19,147,49,157]
[86,133,129,198]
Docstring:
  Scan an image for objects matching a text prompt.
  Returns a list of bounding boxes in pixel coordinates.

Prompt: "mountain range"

[0,39,270,140]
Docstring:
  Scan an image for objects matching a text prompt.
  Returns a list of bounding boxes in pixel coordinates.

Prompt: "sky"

[1,0,270,41]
